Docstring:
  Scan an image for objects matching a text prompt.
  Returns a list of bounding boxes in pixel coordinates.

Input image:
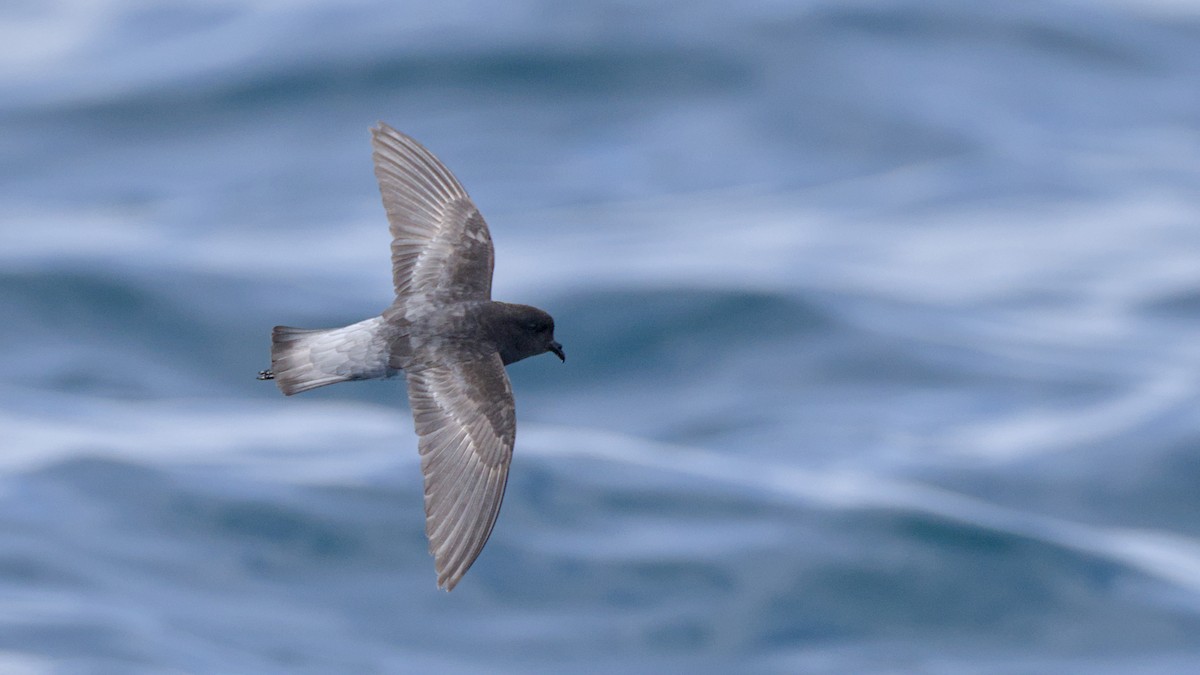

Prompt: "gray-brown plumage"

[258,123,564,591]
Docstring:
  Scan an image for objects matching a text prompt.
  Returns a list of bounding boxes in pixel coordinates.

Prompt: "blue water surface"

[2,1,1200,672]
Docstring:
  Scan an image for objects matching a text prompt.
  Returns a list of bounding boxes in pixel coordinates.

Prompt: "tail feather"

[268,317,396,395]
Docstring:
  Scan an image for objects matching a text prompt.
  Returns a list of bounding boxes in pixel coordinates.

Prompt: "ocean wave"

[3,0,1200,669]
[8,391,1200,603]
[4,413,1200,671]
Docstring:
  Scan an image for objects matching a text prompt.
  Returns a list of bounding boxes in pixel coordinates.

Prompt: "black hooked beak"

[548,341,565,362]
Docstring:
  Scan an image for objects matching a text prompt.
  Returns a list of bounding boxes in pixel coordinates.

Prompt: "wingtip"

[370,121,392,142]
[437,572,461,592]
[371,120,401,139]
[369,121,414,154]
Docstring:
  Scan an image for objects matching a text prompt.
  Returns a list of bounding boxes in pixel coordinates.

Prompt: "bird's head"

[498,304,564,365]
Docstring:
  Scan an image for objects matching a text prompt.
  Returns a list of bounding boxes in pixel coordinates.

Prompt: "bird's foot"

[257,369,275,381]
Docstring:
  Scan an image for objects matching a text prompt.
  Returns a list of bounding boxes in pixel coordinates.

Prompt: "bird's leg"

[257,370,275,381]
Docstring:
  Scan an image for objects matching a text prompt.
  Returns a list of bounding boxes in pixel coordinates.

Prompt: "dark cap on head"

[493,303,564,365]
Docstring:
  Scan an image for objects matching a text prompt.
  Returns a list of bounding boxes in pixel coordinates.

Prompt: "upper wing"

[371,123,494,303]
[404,350,516,590]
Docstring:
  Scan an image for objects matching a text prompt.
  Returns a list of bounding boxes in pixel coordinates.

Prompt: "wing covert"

[371,123,495,302]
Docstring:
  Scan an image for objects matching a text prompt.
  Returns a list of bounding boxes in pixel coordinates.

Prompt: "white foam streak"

[0,652,52,675]
[7,168,1200,320]
[0,1,105,79]
[948,370,1195,460]
[0,396,412,482]
[524,425,1200,598]
[0,0,341,102]
[0,207,167,260]
[1086,0,1200,19]
[507,185,1200,310]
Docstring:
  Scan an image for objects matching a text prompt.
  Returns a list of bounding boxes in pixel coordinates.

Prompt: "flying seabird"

[258,123,564,590]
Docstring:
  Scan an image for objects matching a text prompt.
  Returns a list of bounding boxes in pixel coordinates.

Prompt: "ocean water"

[3,0,1200,672]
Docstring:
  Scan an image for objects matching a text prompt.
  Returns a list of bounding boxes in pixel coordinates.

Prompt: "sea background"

[2,1,1200,673]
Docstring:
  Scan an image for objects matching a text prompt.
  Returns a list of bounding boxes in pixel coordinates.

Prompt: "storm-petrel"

[258,123,564,590]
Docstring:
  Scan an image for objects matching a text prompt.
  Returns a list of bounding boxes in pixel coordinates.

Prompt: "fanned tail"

[264,317,396,395]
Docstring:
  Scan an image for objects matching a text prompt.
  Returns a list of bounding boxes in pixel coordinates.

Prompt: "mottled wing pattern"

[404,349,516,590]
[371,123,495,302]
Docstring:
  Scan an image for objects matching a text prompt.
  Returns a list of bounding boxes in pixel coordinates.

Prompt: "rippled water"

[3,1,1200,672]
